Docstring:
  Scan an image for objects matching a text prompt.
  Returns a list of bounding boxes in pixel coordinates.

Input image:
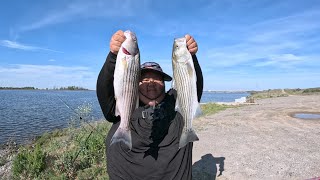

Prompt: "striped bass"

[172,37,201,148]
[112,30,140,149]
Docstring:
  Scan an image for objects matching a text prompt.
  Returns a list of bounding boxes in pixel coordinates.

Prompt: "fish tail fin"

[179,129,199,149]
[110,127,132,150]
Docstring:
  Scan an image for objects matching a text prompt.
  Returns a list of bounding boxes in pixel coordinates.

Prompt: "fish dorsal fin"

[172,79,176,90]
[122,57,127,69]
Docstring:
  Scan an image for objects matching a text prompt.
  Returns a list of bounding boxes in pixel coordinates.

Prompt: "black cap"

[141,62,172,81]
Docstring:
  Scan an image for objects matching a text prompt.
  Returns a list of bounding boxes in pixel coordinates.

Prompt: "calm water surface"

[294,113,320,119]
[0,90,249,145]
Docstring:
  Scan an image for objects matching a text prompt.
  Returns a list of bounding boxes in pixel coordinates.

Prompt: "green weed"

[201,103,232,116]
[12,102,111,179]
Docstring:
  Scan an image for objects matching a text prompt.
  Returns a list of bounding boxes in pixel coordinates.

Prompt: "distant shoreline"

[203,87,320,94]
[0,86,90,91]
[203,90,249,93]
[0,89,92,91]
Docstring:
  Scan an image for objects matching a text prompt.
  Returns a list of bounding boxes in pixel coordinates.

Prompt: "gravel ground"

[192,95,320,180]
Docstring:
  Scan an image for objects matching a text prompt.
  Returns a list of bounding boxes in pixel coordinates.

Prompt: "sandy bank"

[192,95,320,180]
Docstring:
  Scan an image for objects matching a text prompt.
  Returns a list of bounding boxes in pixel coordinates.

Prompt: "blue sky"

[0,0,319,91]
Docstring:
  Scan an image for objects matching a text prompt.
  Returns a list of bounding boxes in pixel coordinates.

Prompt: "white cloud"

[19,0,150,32]
[0,40,62,53]
[259,54,303,66]
[202,10,320,69]
[0,64,97,89]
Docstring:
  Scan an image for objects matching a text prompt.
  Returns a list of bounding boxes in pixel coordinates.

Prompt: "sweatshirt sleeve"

[96,52,120,123]
[192,55,203,102]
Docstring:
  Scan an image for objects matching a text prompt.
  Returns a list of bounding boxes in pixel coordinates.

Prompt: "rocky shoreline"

[0,140,20,179]
[0,148,14,179]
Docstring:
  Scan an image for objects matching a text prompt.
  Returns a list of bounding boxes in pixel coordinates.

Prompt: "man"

[96,30,203,180]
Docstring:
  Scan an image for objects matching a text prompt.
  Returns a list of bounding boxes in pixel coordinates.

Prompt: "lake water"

[200,91,249,103]
[0,90,249,145]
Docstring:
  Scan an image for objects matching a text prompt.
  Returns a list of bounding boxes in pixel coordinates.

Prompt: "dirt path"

[192,95,320,180]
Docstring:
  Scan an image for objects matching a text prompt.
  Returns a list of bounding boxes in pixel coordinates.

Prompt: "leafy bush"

[302,87,320,93]
[12,144,46,178]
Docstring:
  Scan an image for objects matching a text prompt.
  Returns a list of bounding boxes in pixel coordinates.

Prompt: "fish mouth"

[125,30,137,41]
[122,47,131,55]
[174,37,186,43]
